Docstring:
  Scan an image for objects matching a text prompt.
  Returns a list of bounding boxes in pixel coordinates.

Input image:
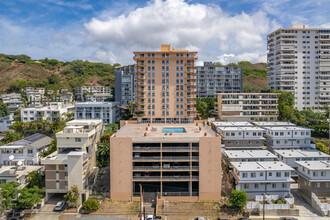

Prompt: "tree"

[48,74,59,84]
[97,140,110,167]
[16,186,44,209]
[2,130,21,144]
[316,142,328,154]
[127,101,137,117]
[64,185,80,208]
[196,99,209,118]
[0,102,9,117]
[82,199,99,212]
[26,171,44,188]
[0,181,19,212]
[40,139,57,158]
[229,189,248,212]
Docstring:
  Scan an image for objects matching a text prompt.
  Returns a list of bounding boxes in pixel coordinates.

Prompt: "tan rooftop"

[115,123,216,142]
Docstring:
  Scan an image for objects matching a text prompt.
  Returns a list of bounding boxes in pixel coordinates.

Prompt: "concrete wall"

[110,136,133,201]
[198,136,222,200]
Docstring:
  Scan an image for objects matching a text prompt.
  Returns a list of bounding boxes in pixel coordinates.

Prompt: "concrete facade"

[21,102,74,122]
[41,119,102,204]
[133,44,197,123]
[267,24,330,110]
[216,93,279,122]
[110,123,221,201]
[231,161,294,199]
[74,86,112,102]
[195,62,243,98]
[74,102,120,125]
[115,64,137,107]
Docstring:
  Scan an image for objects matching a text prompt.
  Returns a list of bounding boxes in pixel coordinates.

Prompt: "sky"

[0,0,330,65]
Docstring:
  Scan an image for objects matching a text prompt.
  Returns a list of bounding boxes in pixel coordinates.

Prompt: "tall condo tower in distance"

[267,24,330,110]
[133,44,198,123]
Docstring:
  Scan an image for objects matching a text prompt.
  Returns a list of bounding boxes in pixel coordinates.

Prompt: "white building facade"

[267,24,330,110]
[74,102,120,125]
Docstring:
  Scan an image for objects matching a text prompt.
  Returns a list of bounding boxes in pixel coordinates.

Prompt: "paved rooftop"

[231,161,294,171]
[224,150,277,159]
[252,122,296,127]
[217,126,265,131]
[274,149,330,158]
[296,161,330,170]
[212,121,253,127]
[264,126,312,131]
[115,123,217,142]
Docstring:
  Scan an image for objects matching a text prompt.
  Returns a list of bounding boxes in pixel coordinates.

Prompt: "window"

[285,172,289,177]
[75,138,81,142]
[313,171,318,177]
[242,173,248,178]
[269,172,272,176]
[321,171,326,177]
[282,183,287,188]
[276,172,281,177]
[251,172,256,178]
[28,149,33,154]
[272,183,276,188]
[315,183,320,188]
[255,184,259,189]
[244,184,249,189]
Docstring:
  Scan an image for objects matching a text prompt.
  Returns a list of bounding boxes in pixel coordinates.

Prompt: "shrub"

[229,189,248,212]
[82,199,99,212]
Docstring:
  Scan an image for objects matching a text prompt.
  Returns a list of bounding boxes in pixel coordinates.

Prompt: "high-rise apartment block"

[115,64,137,107]
[133,44,197,123]
[267,24,330,110]
[195,62,243,98]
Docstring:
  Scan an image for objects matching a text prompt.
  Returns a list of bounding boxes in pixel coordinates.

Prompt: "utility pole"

[139,184,143,220]
[263,171,268,220]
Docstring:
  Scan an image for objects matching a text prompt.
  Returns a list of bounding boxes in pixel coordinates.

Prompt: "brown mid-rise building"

[110,123,221,201]
[133,44,197,124]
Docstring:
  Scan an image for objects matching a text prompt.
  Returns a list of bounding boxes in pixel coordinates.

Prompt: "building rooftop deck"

[115,123,217,142]
[252,122,296,127]
[212,121,253,127]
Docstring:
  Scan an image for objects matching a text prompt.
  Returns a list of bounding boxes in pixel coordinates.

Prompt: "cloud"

[84,0,272,64]
[217,52,267,65]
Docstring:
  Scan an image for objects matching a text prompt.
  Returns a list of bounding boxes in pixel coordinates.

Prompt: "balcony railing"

[132,176,199,181]
[133,166,199,171]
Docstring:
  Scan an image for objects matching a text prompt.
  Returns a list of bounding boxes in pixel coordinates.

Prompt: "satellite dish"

[17,161,23,166]
[9,155,14,161]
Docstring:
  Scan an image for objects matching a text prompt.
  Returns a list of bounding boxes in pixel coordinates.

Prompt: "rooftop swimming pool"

[163,127,186,133]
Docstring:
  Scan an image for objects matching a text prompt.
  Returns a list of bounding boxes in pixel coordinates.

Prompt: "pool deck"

[115,123,217,142]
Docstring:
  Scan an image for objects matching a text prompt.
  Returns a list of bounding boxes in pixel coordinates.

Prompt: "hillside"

[0,53,268,93]
[0,54,118,93]
[239,61,268,92]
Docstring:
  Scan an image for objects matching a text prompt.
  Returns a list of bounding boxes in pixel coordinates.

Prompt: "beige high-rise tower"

[133,44,197,123]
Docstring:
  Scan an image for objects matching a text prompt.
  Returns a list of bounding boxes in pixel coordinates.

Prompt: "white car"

[145,215,154,220]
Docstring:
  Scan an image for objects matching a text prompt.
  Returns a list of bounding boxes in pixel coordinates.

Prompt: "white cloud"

[84,0,272,64]
[217,52,267,65]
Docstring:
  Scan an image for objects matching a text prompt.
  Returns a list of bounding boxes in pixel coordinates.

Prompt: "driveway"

[291,183,327,220]
[32,194,65,220]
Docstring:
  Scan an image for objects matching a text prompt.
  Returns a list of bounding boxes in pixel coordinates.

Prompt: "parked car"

[278,218,297,220]
[215,217,230,220]
[192,218,209,220]
[236,218,250,220]
[146,215,154,220]
[53,200,66,211]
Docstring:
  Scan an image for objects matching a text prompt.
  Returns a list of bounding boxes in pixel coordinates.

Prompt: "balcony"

[162,156,199,161]
[133,156,160,161]
[187,101,196,105]
[132,176,199,181]
[138,75,146,79]
[133,166,199,171]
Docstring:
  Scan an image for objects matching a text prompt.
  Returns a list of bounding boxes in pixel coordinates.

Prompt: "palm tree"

[98,141,110,158]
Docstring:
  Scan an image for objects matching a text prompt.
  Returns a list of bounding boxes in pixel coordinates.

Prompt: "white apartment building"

[0,166,42,187]
[264,126,313,150]
[21,102,74,122]
[216,93,279,121]
[275,149,330,169]
[195,62,243,98]
[267,24,330,110]
[0,114,14,132]
[211,121,253,129]
[223,150,277,163]
[41,119,102,204]
[74,86,112,102]
[0,93,22,102]
[231,161,294,199]
[84,94,112,102]
[296,161,330,202]
[217,126,265,150]
[74,102,120,125]
[115,64,137,107]
[0,133,53,166]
